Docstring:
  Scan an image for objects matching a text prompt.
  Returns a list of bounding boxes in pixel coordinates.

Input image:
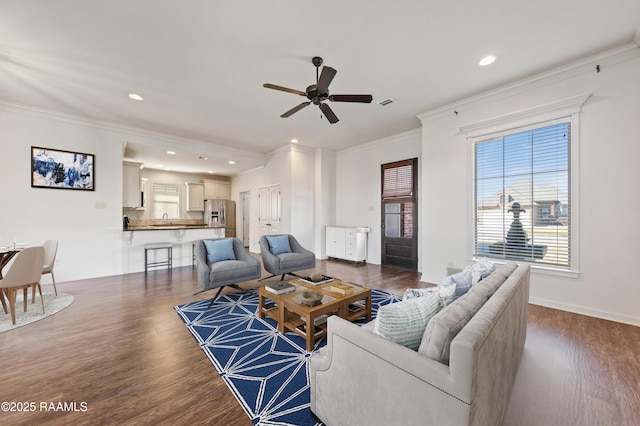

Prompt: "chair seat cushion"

[209,260,258,282]
[276,252,314,271]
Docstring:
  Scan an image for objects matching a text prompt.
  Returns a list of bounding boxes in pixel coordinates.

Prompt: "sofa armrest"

[313,315,465,392]
[311,315,473,425]
[194,241,212,290]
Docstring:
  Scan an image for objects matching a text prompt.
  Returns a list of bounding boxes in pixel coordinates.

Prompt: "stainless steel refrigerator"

[204,199,236,237]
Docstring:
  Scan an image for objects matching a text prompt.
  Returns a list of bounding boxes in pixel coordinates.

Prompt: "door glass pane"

[385,202,413,238]
[385,202,401,237]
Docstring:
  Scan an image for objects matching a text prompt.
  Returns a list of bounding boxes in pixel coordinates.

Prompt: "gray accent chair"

[194,238,261,307]
[259,234,316,281]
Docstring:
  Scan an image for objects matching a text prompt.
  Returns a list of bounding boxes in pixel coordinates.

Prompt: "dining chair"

[0,246,45,325]
[41,240,59,296]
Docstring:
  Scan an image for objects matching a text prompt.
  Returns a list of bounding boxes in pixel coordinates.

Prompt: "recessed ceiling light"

[166,151,176,155]
[228,160,236,165]
[291,139,298,143]
[128,93,144,101]
[479,55,496,66]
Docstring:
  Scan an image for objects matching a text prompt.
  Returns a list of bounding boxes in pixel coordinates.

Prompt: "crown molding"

[0,99,266,163]
[418,42,640,123]
[337,128,421,157]
[459,92,591,138]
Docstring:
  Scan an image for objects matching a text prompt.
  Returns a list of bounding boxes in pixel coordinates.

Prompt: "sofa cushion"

[266,235,292,255]
[203,239,236,264]
[373,292,441,350]
[418,262,517,364]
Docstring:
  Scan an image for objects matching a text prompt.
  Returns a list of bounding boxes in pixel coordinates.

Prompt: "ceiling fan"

[263,56,373,124]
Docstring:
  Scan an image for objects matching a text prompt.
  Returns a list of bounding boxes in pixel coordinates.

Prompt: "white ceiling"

[2,0,639,175]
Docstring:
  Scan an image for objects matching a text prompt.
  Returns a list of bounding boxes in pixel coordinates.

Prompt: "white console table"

[326,226,370,263]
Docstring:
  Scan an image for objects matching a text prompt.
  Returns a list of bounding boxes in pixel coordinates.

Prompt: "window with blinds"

[474,121,570,267]
[152,183,180,219]
[382,159,415,200]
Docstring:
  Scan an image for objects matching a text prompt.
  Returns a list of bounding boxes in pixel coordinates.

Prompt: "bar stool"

[144,243,173,274]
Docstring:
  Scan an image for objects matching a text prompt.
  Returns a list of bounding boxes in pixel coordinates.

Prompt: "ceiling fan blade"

[281,102,311,118]
[320,103,339,124]
[329,94,373,103]
[263,83,306,96]
[316,66,337,93]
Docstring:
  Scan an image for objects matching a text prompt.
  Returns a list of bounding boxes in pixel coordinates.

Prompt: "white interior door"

[258,184,281,236]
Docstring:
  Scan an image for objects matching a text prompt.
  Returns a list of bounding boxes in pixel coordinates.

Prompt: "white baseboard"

[529,296,640,327]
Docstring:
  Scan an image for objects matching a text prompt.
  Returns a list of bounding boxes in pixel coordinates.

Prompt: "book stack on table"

[265,281,296,295]
[326,282,355,295]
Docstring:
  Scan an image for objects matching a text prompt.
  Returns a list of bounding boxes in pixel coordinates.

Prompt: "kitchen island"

[122,225,227,274]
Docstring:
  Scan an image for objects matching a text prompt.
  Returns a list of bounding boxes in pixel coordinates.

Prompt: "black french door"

[381,158,418,270]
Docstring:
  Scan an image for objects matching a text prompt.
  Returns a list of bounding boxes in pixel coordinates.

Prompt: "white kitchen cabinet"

[326,226,369,262]
[202,179,230,200]
[186,182,205,211]
[123,161,143,209]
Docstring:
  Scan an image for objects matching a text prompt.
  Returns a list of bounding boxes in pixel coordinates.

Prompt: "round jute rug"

[0,292,74,333]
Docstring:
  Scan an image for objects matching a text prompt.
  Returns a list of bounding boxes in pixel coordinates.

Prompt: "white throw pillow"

[373,292,441,350]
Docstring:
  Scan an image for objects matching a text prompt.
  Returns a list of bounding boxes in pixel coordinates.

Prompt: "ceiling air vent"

[377,98,394,107]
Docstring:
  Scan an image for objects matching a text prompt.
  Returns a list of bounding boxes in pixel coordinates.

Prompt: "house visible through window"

[152,183,180,219]
[474,121,570,268]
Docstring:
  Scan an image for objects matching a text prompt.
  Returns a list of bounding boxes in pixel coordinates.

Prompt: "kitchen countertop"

[124,224,225,231]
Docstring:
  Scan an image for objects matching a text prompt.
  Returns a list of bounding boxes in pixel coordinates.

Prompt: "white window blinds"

[474,121,570,267]
[382,159,415,200]
[152,183,180,219]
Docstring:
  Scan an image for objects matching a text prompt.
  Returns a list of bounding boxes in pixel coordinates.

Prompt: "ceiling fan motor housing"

[305,84,329,104]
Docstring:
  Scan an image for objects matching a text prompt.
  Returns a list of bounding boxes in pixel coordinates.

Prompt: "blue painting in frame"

[31,146,95,191]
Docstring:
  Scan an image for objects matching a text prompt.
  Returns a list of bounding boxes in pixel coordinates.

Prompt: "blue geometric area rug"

[174,288,400,426]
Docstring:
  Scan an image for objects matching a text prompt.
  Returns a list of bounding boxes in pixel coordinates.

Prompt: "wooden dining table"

[0,245,28,314]
[1,248,21,279]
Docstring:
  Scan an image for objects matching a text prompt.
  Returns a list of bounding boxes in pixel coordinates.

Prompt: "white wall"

[313,148,336,258]
[418,45,640,326]
[290,145,316,249]
[0,107,124,282]
[231,144,330,256]
[335,129,422,265]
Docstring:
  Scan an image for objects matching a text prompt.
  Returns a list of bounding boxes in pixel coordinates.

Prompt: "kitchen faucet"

[162,213,168,220]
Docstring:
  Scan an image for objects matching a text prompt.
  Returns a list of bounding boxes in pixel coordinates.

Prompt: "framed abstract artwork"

[31,146,95,191]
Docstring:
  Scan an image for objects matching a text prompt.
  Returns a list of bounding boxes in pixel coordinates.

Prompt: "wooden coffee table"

[258,279,372,351]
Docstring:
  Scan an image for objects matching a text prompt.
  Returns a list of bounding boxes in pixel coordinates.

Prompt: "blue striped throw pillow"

[373,292,441,350]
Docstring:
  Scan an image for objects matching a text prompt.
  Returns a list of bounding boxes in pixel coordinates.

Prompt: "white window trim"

[460,92,591,278]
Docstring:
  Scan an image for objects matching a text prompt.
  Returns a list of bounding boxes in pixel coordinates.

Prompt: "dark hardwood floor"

[1,259,638,425]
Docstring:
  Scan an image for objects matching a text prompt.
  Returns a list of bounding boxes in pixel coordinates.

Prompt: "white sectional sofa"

[310,262,530,426]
